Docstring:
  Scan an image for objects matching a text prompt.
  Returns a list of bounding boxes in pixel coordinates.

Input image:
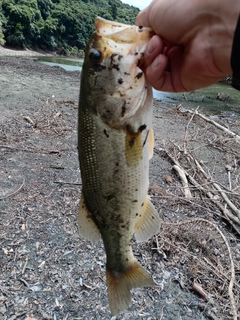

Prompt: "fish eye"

[89,49,102,64]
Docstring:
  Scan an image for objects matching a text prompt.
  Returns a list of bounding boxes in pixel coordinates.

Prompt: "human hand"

[137,0,240,92]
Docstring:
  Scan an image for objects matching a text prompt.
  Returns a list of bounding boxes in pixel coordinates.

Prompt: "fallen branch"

[172,165,192,199]
[178,106,240,142]
[165,149,240,234]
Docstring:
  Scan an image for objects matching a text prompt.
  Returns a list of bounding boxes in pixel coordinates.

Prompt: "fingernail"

[146,37,155,55]
[152,55,161,68]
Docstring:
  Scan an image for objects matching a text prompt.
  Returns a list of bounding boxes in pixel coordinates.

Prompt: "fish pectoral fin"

[78,192,101,242]
[149,127,154,159]
[107,260,154,315]
[134,197,160,242]
[125,131,143,166]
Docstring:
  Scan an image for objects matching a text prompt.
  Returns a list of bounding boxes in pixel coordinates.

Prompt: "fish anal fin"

[149,127,154,159]
[78,192,101,242]
[134,197,160,242]
[107,260,154,315]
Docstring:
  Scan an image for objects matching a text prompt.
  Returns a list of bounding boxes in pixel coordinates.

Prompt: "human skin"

[136,0,240,92]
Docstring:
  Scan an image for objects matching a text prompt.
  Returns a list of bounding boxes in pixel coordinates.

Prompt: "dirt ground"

[0,56,239,320]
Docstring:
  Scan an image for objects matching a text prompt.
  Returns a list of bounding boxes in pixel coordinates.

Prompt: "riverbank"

[0,57,239,319]
[0,45,47,57]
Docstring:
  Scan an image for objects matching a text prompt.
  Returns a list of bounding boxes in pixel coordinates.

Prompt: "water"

[37,56,240,118]
[37,56,83,71]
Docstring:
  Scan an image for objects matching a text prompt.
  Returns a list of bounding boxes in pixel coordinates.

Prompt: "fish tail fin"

[106,260,154,315]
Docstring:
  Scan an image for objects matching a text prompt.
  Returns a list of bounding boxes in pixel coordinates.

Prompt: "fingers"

[143,35,165,70]
[143,39,187,92]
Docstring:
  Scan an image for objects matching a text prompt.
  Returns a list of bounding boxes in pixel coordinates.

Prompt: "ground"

[0,55,239,320]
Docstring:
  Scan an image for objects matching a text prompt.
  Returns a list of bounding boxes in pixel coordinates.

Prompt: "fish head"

[80,17,154,129]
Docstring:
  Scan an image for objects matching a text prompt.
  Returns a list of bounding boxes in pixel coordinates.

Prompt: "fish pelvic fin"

[106,260,154,315]
[134,197,160,242]
[78,191,101,242]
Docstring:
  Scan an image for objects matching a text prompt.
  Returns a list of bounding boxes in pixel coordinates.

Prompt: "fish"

[77,16,160,315]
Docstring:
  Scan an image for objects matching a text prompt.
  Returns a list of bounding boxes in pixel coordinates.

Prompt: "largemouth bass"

[78,17,160,315]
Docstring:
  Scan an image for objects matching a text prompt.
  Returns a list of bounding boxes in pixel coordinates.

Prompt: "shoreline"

[0,45,48,57]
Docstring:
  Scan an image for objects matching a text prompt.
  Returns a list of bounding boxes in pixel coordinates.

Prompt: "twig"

[22,257,28,275]
[192,282,209,300]
[161,218,238,319]
[53,181,82,185]
[164,149,240,234]
[194,158,240,221]
[172,165,192,199]
[178,106,240,142]
[183,106,199,154]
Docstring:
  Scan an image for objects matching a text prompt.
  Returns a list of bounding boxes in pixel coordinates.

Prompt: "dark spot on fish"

[109,53,120,71]
[121,225,125,228]
[130,86,133,89]
[138,124,147,132]
[135,52,138,55]
[103,129,109,138]
[136,72,143,79]
[145,85,147,89]
[137,53,144,67]
[124,72,130,75]
[118,78,123,84]
[121,101,126,117]
[129,137,136,147]
[141,203,144,207]
[104,194,115,201]
[110,93,113,96]
[110,64,120,71]
[93,64,106,72]
[139,25,143,29]
[111,53,118,59]
[115,162,119,166]
[126,258,129,261]
[142,130,150,148]
[136,213,138,216]
[135,189,138,191]
[132,200,138,203]
[152,216,155,219]
[118,55,123,61]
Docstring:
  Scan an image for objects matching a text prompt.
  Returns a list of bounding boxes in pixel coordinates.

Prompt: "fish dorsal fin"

[149,127,154,159]
[134,197,160,242]
[78,192,101,242]
[106,260,154,315]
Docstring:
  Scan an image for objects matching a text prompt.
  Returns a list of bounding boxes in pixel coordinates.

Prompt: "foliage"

[0,0,139,53]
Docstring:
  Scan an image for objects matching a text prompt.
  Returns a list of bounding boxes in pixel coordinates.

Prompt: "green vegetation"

[0,0,139,54]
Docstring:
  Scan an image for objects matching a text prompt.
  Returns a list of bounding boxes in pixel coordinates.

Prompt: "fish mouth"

[95,16,153,44]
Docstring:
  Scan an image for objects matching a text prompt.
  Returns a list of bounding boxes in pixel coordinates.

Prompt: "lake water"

[37,56,240,118]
